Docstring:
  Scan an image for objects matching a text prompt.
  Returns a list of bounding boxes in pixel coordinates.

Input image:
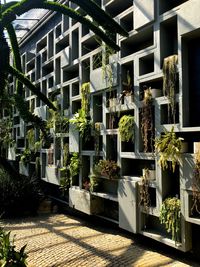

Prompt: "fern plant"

[155,127,183,172]
[118,115,134,142]
[160,197,181,242]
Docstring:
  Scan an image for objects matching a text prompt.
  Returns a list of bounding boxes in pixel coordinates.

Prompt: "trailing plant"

[141,87,154,152]
[155,127,183,172]
[0,228,28,267]
[94,122,101,164]
[93,159,120,179]
[160,197,181,242]
[81,82,90,116]
[69,153,80,178]
[118,115,134,142]
[163,55,178,124]
[139,170,150,212]
[70,83,91,138]
[63,143,70,167]
[191,151,200,215]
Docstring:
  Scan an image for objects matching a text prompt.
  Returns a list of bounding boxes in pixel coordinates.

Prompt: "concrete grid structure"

[7,0,200,255]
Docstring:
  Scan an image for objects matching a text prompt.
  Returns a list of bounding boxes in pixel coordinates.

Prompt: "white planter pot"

[194,142,200,154]
[109,98,118,108]
[142,169,156,181]
[151,88,162,98]
[124,95,134,105]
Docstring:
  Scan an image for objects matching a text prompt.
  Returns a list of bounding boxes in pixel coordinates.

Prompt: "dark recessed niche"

[139,53,154,76]
[106,135,117,161]
[105,0,132,17]
[160,16,178,67]
[159,0,189,15]
[121,141,134,152]
[160,103,179,125]
[120,11,133,32]
[182,30,200,127]
[121,26,153,58]
[93,94,103,123]
[121,158,155,177]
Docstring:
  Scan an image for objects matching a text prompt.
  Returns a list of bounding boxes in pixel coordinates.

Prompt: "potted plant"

[93,159,120,179]
[155,127,183,172]
[121,70,134,105]
[118,115,134,142]
[160,197,181,242]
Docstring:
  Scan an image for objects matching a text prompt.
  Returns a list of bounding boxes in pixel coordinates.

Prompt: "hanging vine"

[139,171,150,212]
[94,122,101,164]
[141,87,154,152]
[163,55,178,124]
[160,197,181,242]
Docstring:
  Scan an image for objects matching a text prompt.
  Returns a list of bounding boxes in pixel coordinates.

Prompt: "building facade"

[7,0,200,254]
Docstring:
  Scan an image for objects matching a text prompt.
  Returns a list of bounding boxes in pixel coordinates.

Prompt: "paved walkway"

[1,213,198,267]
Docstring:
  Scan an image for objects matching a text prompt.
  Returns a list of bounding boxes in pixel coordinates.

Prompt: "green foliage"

[155,127,183,172]
[70,83,91,138]
[89,174,101,192]
[59,167,71,192]
[70,109,91,138]
[0,167,42,217]
[69,153,80,178]
[0,119,15,155]
[20,148,32,164]
[160,197,181,242]
[0,228,28,267]
[81,83,90,116]
[118,115,134,142]
[94,159,120,179]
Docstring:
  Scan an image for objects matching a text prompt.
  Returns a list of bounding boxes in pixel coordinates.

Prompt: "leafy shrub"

[118,115,134,142]
[94,160,120,179]
[0,168,42,218]
[0,227,28,266]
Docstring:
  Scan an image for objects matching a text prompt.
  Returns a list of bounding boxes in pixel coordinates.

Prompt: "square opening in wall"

[121,26,153,58]
[106,135,117,162]
[72,82,79,97]
[120,11,134,32]
[188,193,200,219]
[72,100,81,114]
[160,16,178,66]
[93,94,103,123]
[139,54,154,76]
[160,103,179,124]
[159,0,189,15]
